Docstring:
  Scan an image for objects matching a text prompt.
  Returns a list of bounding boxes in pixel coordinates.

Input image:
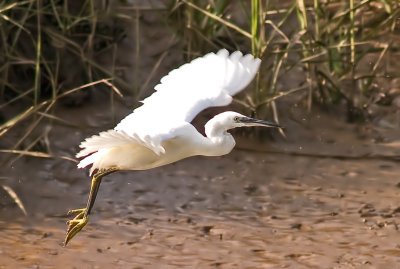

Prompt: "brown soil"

[2,7,400,268]
[2,95,400,269]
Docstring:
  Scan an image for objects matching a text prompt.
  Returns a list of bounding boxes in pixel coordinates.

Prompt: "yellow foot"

[64,208,89,246]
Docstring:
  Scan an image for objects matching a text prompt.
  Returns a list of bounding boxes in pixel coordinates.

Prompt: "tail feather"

[76,130,139,173]
[77,151,101,172]
[78,150,110,175]
[76,130,137,158]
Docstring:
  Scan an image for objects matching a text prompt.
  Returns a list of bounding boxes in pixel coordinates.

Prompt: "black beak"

[238,117,283,129]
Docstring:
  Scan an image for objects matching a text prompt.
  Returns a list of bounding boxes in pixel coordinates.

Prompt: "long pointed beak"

[238,117,283,129]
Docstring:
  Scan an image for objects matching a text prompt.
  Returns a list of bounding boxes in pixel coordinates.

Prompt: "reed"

[2,0,400,153]
[0,0,128,155]
[167,0,399,123]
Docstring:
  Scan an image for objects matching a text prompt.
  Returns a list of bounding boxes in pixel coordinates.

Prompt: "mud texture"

[2,96,400,269]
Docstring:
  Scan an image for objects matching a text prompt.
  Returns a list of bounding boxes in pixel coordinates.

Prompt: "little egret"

[64,49,282,245]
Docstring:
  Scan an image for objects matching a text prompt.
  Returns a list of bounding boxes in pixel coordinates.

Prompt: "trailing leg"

[64,167,118,246]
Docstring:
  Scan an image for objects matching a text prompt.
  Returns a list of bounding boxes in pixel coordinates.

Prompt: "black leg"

[64,167,118,246]
[85,168,116,216]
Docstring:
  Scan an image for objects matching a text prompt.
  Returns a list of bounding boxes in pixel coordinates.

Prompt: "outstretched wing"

[77,49,261,165]
[114,49,261,151]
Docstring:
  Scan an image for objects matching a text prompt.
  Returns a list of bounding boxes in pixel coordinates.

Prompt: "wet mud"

[1,99,400,268]
[2,9,400,267]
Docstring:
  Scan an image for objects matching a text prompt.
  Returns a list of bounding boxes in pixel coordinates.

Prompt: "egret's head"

[205,111,282,137]
[233,112,282,128]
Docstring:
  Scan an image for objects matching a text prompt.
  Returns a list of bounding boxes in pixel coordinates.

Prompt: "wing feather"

[114,49,260,141]
[77,50,261,169]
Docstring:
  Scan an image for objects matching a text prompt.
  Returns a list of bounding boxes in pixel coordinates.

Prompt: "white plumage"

[76,49,262,174]
[65,49,282,246]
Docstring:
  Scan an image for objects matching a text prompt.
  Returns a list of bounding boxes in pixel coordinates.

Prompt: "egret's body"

[64,49,282,245]
[79,115,238,172]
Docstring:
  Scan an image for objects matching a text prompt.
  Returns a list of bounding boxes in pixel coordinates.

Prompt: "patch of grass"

[0,0,128,161]
[0,78,121,165]
[1,0,400,161]
[167,0,400,123]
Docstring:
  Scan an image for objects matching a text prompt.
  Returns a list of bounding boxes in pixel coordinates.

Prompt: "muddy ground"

[2,94,400,269]
[2,5,400,268]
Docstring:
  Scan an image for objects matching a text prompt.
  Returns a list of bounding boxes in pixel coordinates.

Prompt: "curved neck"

[202,118,236,156]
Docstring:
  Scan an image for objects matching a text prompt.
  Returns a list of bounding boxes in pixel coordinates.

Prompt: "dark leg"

[64,167,118,246]
[85,168,116,216]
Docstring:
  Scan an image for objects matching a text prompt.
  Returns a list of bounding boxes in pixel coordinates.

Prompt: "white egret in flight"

[64,49,282,245]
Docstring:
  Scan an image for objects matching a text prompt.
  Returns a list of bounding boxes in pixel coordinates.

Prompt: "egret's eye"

[234,116,239,122]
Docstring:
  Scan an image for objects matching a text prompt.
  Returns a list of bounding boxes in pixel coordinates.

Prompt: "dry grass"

[1,0,399,209]
[166,0,400,123]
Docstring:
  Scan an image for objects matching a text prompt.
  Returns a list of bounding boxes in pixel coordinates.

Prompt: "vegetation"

[0,0,399,212]
[0,0,127,156]
[1,0,399,154]
[168,0,400,123]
